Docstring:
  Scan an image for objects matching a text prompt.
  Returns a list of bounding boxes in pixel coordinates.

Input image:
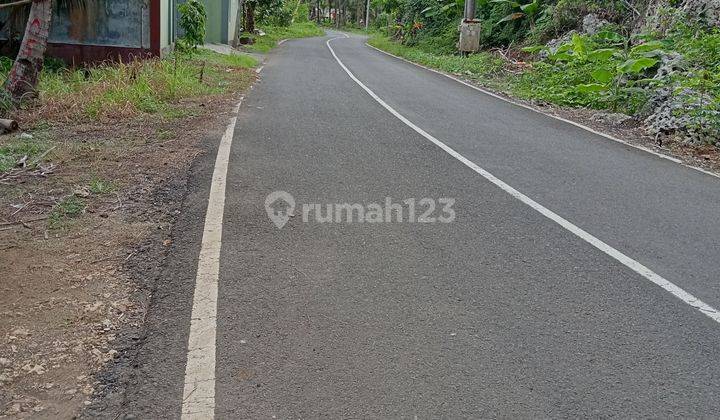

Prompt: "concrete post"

[458,0,480,53]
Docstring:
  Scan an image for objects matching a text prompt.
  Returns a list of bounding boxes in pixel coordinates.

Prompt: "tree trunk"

[244,2,255,34]
[4,0,53,104]
[335,0,342,28]
[234,0,244,46]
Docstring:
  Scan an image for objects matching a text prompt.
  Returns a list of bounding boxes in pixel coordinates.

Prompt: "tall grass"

[1,50,257,121]
[367,34,505,85]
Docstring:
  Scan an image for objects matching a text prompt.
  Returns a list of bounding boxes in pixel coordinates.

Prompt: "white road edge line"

[327,35,720,325]
[364,41,720,180]
[181,99,242,419]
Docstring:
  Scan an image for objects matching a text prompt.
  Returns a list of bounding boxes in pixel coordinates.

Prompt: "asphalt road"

[122,31,720,419]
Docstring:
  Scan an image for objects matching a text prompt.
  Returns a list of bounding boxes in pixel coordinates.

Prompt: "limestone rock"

[582,14,610,35]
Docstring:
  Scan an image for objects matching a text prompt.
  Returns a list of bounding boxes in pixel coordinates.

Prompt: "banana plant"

[576,39,664,94]
[492,0,542,25]
[421,0,464,18]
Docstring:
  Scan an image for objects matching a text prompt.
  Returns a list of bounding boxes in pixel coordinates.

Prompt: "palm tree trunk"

[4,0,53,104]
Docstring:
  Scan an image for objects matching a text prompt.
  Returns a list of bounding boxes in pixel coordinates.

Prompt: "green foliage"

[516,31,665,112]
[44,57,68,73]
[670,23,720,71]
[178,0,207,52]
[257,0,294,26]
[83,59,214,117]
[247,22,324,52]
[368,33,505,83]
[478,0,536,46]
[294,3,310,22]
[370,0,720,144]
[0,56,13,73]
[551,0,627,32]
[492,0,543,25]
[414,20,461,54]
[421,0,463,19]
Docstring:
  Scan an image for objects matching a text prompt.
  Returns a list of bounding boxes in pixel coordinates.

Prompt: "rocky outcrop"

[539,13,608,58]
[636,0,720,33]
[644,87,720,145]
[537,1,719,145]
[582,13,610,35]
[681,0,720,26]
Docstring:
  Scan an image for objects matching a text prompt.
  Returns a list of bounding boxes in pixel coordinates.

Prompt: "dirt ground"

[0,67,255,418]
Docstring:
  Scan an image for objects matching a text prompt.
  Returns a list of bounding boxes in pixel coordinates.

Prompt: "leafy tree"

[177,0,207,52]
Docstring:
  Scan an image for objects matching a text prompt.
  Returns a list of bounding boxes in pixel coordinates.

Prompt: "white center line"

[181,100,242,419]
[326,35,720,325]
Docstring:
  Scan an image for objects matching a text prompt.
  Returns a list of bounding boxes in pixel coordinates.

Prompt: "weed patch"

[88,177,116,195]
[0,137,51,173]
[49,196,85,228]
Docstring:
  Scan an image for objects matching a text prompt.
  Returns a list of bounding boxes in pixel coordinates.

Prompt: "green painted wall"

[176,0,235,45]
[203,0,223,43]
[161,0,170,49]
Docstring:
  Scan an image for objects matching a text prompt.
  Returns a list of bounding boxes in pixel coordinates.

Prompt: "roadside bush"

[414,20,459,54]
[517,31,662,112]
[294,3,310,22]
[258,0,293,26]
[372,0,720,144]
[518,22,720,143]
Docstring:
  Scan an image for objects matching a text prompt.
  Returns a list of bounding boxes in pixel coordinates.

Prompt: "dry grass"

[4,50,257,125]
[0,49,258,418]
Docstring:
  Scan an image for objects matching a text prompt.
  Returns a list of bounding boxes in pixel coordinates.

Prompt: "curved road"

[121,31,720,419]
